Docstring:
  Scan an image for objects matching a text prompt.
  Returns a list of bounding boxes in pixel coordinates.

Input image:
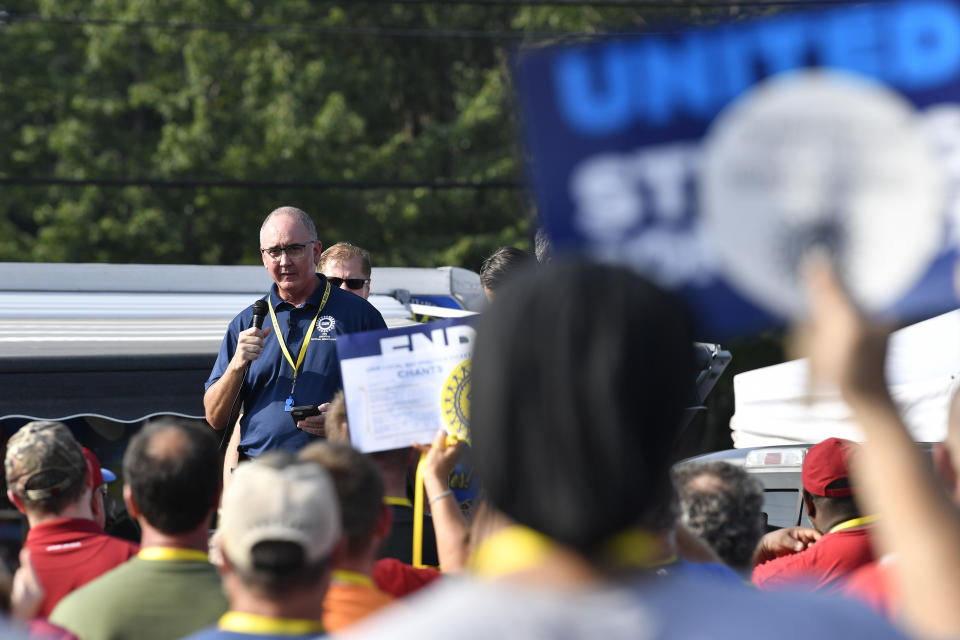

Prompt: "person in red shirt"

[842,555,896,617]
[4,421,138,617]
[752,437,876,592]
[371,558,440,597]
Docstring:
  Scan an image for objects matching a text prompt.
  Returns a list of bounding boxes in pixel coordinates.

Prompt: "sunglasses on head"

[327,276,370,289]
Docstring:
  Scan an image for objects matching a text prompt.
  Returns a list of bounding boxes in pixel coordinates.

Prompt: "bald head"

[144,424,190,460]
[260,206,317,242]
[123,420,220,534]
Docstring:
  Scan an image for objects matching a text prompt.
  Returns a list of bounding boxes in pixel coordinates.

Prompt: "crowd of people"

[2,205,960,639]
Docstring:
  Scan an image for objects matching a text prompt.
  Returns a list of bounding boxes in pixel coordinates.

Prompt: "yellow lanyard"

[332,570,375,588]
[604,528,673,568]
[410,432,465,568]
[828,514,879,534]
[469,525,665,578]
[383,496,413,508]
[266,282,331,382]
[413,452,427,568]
[469,525,553,577]
[138,547,209,562]
[218,612,324,636]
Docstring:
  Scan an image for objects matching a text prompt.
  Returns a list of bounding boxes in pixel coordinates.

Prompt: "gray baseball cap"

[219,452,341,574]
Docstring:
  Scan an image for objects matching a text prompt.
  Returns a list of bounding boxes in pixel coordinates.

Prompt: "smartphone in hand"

[290,405,320,421]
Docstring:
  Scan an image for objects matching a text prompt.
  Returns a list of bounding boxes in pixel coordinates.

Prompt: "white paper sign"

[336,318,475,453]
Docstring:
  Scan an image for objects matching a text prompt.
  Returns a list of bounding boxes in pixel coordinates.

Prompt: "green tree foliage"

[0,0,785,269]
[0,0,515,267]
[0,1,792,451]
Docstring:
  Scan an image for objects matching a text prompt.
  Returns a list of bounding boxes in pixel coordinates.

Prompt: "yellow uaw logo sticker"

[441,358,471,444]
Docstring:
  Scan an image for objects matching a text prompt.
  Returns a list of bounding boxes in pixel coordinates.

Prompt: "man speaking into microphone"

[204,206,386,457]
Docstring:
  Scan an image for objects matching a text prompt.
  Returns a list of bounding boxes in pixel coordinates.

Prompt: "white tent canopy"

[731,309,960,447]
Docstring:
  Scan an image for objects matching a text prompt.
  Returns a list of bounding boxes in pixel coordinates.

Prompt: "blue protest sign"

[515,0,960,339]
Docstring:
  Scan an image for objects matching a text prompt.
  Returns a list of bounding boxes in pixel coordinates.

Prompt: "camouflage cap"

[5,421,86,501]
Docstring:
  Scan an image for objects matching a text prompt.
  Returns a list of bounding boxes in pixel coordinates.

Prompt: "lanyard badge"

[265,282,331,411]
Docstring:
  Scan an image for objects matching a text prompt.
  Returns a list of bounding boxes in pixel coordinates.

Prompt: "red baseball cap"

[82,447,116,490]
[802,437,857,498]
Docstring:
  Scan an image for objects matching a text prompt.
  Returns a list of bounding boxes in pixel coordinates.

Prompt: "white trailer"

[0,262,483,424]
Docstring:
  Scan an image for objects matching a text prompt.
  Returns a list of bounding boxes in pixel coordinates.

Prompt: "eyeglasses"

[260,242,315,261]
[327,277,370,290]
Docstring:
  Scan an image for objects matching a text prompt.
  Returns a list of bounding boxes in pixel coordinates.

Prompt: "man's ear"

[90,487,103,517]
[122,484,141,519]
[802,490,816,521]
[210,488,223,517]
[260,246,271,270]
[312,241,323,266]
[329,534,348,569]
[7,490,25,515]
[211,531,229,574]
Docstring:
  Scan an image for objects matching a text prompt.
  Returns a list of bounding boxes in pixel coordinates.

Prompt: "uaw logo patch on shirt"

[314,315,337,341]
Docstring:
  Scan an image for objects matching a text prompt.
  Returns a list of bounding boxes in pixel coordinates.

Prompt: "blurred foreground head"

[219,452,341,598]
[472,260,694,554]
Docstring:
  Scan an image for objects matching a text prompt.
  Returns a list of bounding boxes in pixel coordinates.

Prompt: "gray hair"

[672,461,765,574]
[534,227,552,264]
[261,206,317,241]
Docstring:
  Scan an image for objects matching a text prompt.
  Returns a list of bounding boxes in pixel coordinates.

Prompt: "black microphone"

[251,299,268,331]
[221,298,268,454]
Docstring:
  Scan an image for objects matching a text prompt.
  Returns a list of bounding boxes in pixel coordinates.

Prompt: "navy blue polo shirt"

[206,275,386,457]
